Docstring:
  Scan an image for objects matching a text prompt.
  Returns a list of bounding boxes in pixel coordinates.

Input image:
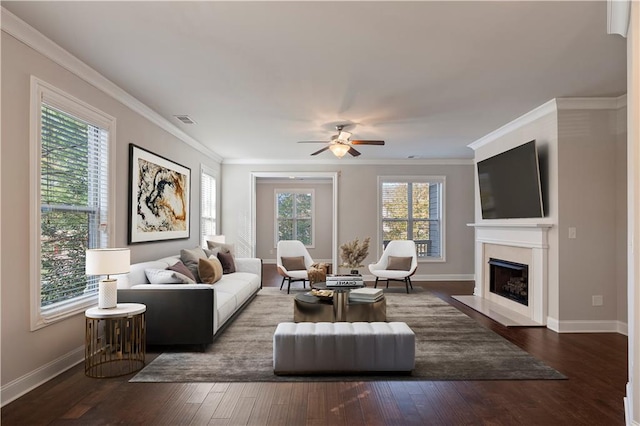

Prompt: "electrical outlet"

[592,295,603,306]
[568,227,577,239]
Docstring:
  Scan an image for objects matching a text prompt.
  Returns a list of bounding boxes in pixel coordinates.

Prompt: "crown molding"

[222,157,473,166]
[468,95,627,151]
[1,7,223,163]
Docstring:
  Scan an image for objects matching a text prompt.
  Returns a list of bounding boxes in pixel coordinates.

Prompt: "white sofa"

[117,254,261,348]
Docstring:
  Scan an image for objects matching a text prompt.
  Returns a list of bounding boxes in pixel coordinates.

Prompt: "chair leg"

[280,276,286,290]
[386,279,389,289]
[405,277,410,294]
[374,277,379,288]
[408,276,413,290]
[287,278,291,294]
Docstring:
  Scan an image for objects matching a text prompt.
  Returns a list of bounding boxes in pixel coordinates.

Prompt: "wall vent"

[174,115,196,124]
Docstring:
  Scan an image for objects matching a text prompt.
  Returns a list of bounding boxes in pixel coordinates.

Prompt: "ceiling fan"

[298,125,385,158]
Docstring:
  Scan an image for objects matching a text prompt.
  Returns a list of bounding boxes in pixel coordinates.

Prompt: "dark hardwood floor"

[2,264,628,425]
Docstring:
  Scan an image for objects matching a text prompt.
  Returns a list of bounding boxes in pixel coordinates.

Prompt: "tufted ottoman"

[273,322,415,374]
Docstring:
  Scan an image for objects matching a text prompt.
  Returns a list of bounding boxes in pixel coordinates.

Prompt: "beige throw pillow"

[387,256,412,271]
[281,256,306,271]
[198,256,223,284]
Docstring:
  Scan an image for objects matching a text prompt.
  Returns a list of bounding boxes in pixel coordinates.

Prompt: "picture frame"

[128,144,190,243]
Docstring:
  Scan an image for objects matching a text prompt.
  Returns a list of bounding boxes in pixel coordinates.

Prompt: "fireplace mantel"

[458,222,555,326]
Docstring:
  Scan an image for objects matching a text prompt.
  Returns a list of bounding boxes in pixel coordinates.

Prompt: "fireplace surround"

[462,222,552,326]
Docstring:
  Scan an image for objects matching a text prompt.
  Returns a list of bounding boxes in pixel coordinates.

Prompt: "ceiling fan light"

[329,143,350,158]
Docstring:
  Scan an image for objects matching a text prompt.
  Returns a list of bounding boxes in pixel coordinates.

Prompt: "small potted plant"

[340,237,371,275]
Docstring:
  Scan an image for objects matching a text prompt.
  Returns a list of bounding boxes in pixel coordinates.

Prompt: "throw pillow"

[145,268,195,284]
[217,251,236,274]
[167,260,197,282]
[180,247,207,282]
[281,256,306,271]
[387,256,412,271]
[207,240,235,255]
[198,257,223,284]
[203,247,221,259]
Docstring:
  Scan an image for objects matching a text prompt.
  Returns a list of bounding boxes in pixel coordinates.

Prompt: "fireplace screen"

[489,258,528,306]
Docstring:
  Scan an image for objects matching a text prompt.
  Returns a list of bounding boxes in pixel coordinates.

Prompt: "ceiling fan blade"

[348,147,361,157]
[310,146,330,156]
[298,141,329,144]
[350,140,385,145]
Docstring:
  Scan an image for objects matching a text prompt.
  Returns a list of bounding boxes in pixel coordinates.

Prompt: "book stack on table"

[326,275,364,288]
[349,287,384,302]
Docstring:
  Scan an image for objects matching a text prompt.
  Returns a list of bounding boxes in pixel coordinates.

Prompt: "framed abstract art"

[128,144,190,243]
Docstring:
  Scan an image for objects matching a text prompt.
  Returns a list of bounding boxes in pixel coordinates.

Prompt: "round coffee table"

[293,284,386,322]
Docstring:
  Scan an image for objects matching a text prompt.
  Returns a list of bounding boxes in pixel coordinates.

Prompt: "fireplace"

[489,258,529,306]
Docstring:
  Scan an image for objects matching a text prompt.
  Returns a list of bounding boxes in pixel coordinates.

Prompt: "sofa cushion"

[145,268,195,284]
[281,256,306,271]
[207,240,235,255]
[167,260,197,282]
[214,290,238,333]
[217,251,236,274]
[213,274,259,304]
[180,247,207,282]
[387,256,412,271]
[198,257,223,284]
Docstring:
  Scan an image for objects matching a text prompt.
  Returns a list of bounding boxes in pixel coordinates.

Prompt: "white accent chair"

[276,240,314,294]
[368,240,418,293]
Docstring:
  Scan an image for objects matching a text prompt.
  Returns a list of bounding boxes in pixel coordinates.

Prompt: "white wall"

[1,30,220,403]
[221,162,476,280]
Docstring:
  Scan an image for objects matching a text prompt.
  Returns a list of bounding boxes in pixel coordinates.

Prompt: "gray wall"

[557,108,627,322]
[255,180,333,261]
[1,32,220,389]
[221,162,476,279]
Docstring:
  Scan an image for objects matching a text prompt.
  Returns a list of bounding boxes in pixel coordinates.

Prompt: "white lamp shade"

[86,248,131,276]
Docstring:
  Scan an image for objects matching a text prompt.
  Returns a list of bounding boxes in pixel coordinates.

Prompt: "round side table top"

[85,303,146,318]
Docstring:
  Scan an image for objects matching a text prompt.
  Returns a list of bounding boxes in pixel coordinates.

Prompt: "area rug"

[130,287,565,382]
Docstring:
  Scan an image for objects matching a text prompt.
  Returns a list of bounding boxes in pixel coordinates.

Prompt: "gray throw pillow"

[144,268,195,284]
[281,256,306,271]
[207,240,235,255]
[179,247,207,282]
[387,256,412,271]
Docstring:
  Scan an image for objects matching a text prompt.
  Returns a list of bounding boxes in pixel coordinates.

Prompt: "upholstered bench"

[273,322,415,374]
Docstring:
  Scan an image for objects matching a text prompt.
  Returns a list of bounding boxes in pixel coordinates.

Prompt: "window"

[30,78,115,329]
[275,189,314,246]
[200,166,218,247]
[379,176,444,260]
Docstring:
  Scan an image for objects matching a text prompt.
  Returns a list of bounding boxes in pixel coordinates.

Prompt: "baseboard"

[546,317,628,334]
[1,345,84,407]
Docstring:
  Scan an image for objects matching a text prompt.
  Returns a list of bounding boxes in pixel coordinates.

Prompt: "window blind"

[200,169,216,247]
[40,103,109,309]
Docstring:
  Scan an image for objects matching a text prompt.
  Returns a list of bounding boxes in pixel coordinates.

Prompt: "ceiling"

[4,1,627,162]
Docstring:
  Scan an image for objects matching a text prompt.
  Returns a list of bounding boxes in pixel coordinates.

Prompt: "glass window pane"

[412,183,430,219]
[296,219,312,245]
[277,193,294,218]
[296,193,312,218]
[382,183,408,219]
[278,219,294,240]
[382,220,407,243]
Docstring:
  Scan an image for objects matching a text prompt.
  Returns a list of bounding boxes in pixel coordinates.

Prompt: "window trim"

[30,76,116,330]
[274,188,315,248]
[377,175,446,263]
[200,163,220,247]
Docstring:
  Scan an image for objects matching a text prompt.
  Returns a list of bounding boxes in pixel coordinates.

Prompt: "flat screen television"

[477,140,544,219]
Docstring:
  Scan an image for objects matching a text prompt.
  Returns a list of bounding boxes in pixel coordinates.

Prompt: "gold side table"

[85,303,146,378]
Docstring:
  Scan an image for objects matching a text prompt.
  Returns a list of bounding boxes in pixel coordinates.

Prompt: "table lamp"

[86,248,130,309]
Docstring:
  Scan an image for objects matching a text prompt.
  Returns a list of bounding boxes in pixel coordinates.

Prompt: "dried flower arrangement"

[339,237,371,269]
